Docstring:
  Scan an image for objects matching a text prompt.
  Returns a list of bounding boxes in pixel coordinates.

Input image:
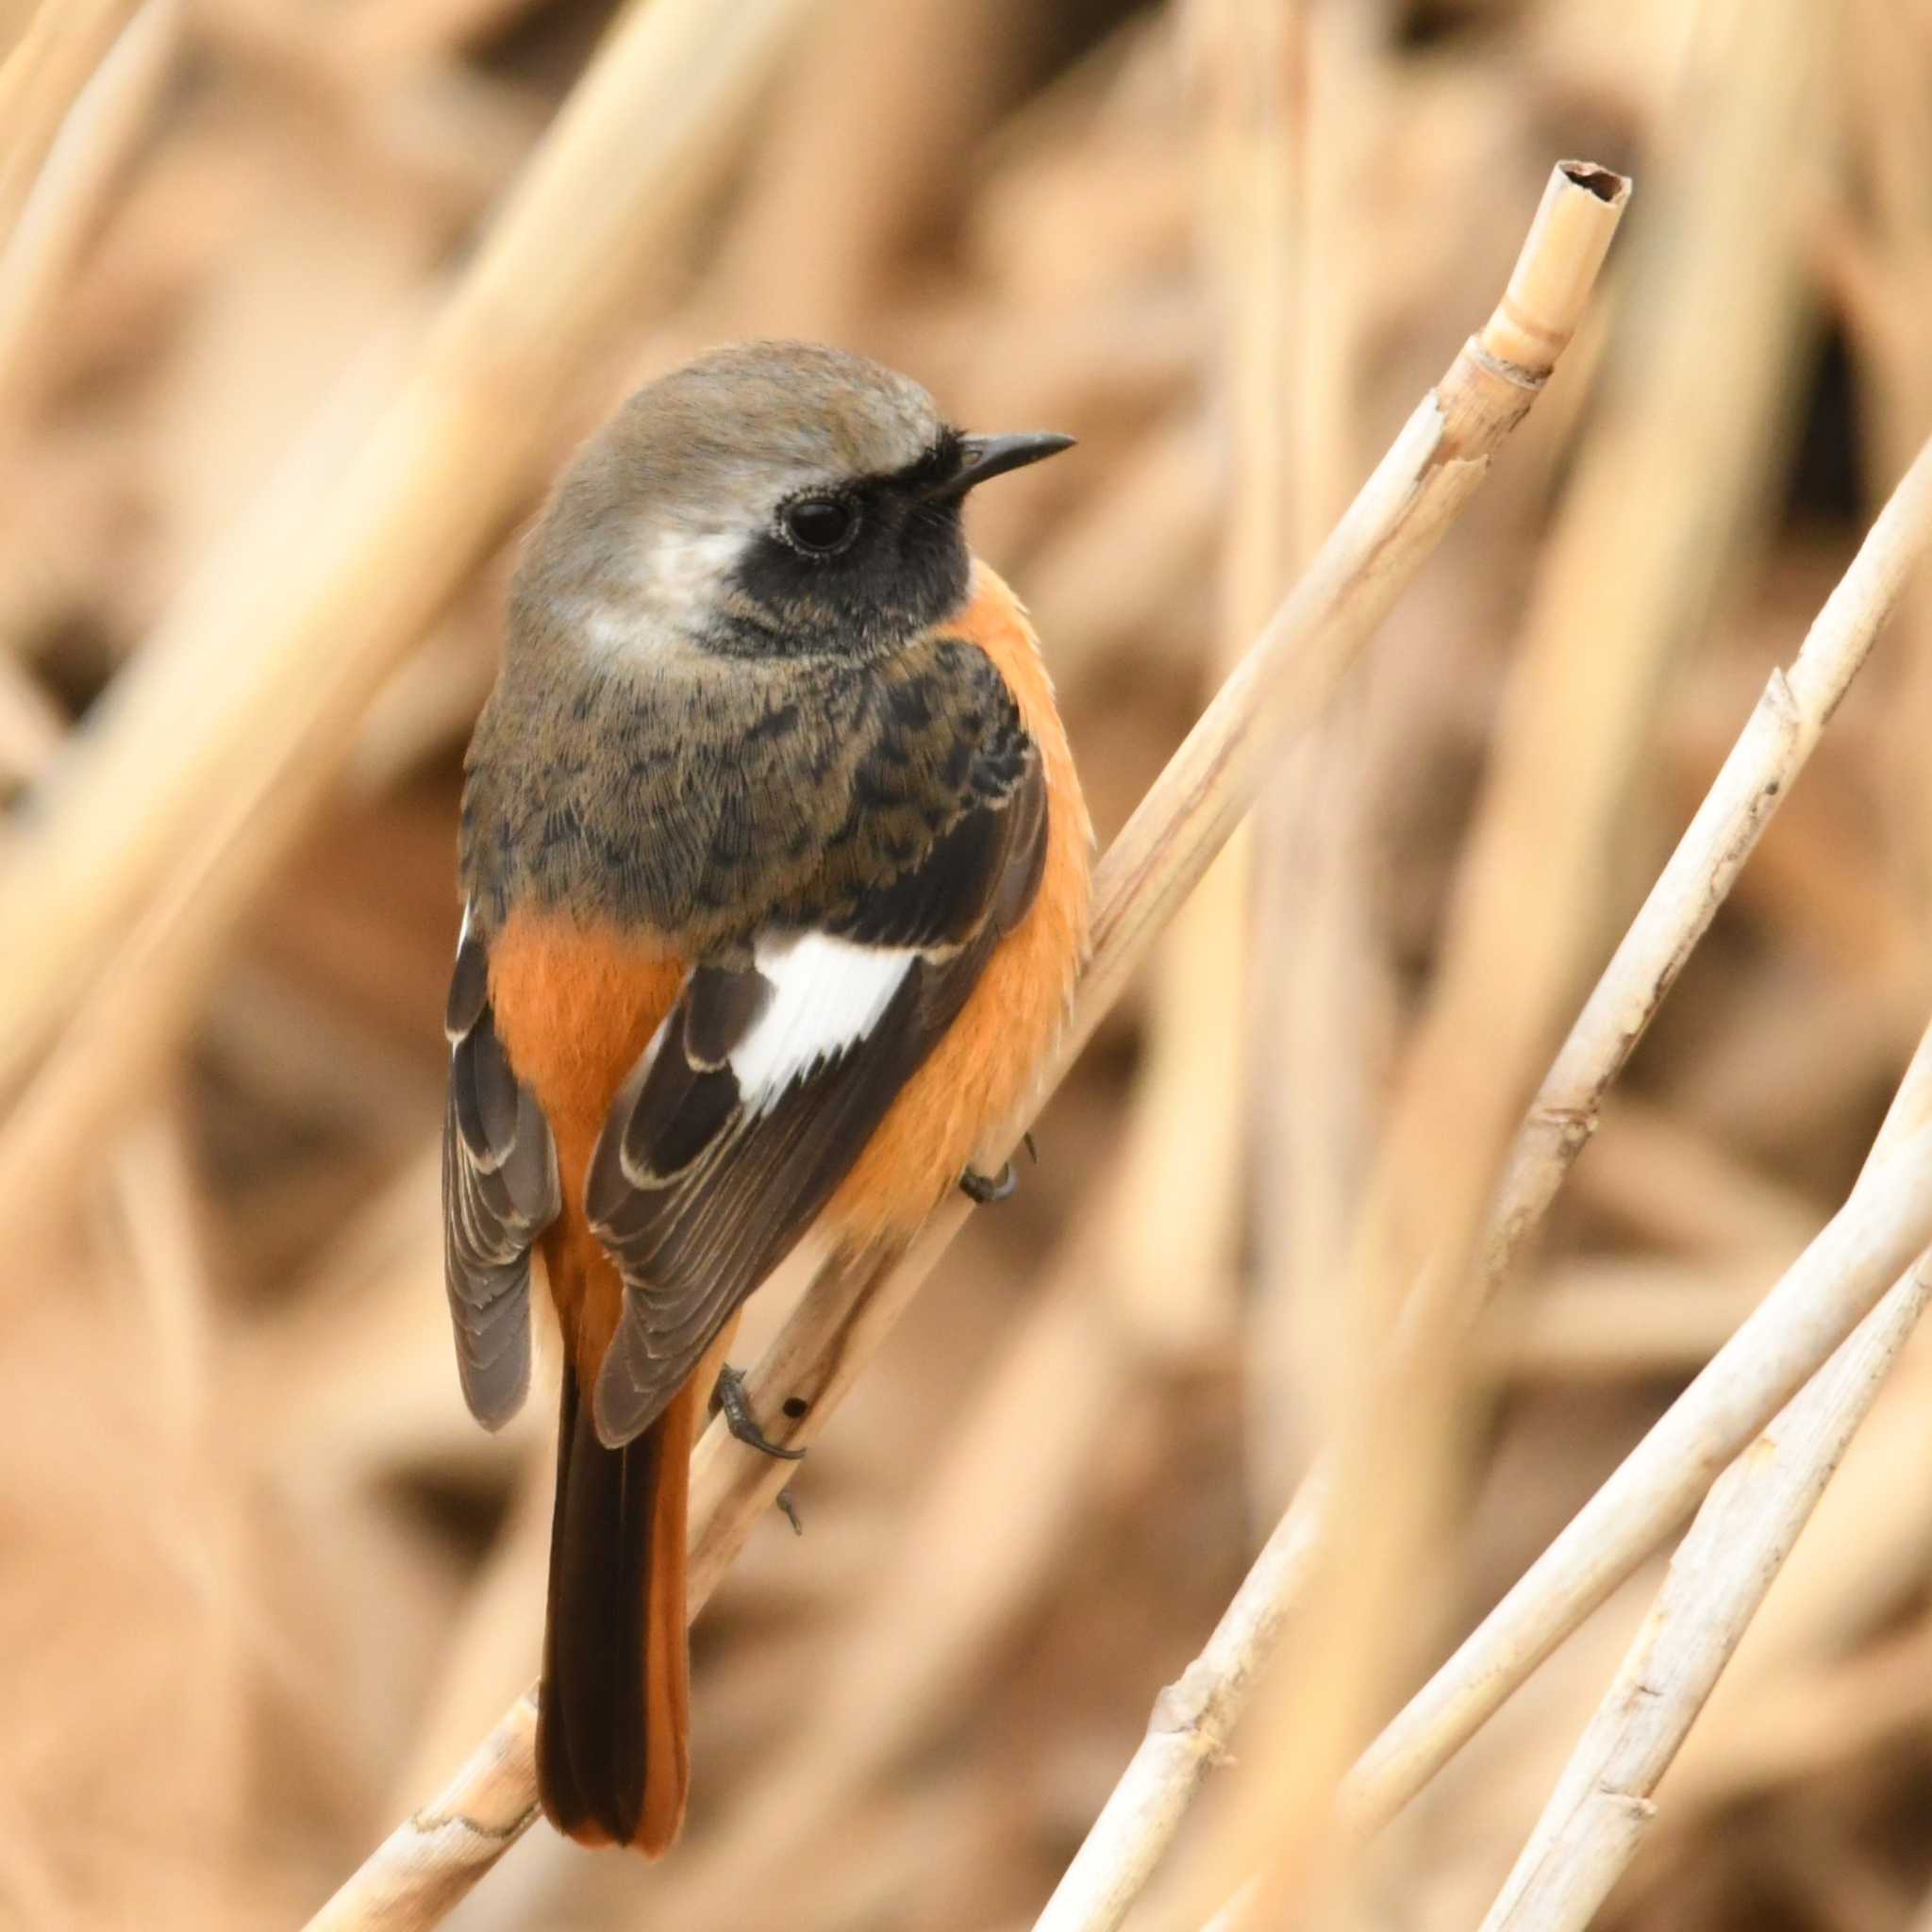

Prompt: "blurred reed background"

[0,1,1928,1928]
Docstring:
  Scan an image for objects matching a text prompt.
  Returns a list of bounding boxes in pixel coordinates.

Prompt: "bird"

[441,340,1091,1857]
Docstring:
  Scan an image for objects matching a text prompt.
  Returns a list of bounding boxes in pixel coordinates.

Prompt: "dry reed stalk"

[1198,95,1824,1912]
[1164,16,1821,1902]
[1090,0,1300,1365]
[1477,1020,1932,1925]
[1483,428,1932,1289]
[1036,1457,1337,1932]
[0,0,813,1126]
[1664,1611,1932,1824]
[1836,0,1932,924]
[1565,1096,1819,1264]
[0,650,62,788]
[305,158,1628,1932]
[1345,1042,1932,1833]
[1485,1258,1767,1381]
[1025,158,1629,1932]
[0,0,141,246]
[706,0,1037,344]
[1655,1354,1932,1776]
[1031,383,1932,1932]
[1205,53,1837,1876]
[106,1097,213,1445]
[1242,0,1376,1494]
[1383,0,1823,1329]
[197,0,531,225]
[1481,1259,1932,1930]
[0,0,175,426]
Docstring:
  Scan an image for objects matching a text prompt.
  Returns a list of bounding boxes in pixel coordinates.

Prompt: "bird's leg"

[710,1362,807,1461]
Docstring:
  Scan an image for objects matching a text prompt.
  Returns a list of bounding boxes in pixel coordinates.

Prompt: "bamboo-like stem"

[0,0,142,250]
[302,158,1627,1932]
[1474,1000,1932,1926]
[1037,1457,1336,1932]
[0,0,175,426]
[1838,0,1932,932]
[1484,429,1932,1291]
[1057,161,1624,1082]
[1189,44,1812,1890]
[1089,0,1293,1369]
[1343,1019,1932,1830]
[0,0,814,1118]
[1197,73,1830,1907]
[1479,1260,1932,1932]
[1030,425,1932,1932]
[1237,0,1377,1497]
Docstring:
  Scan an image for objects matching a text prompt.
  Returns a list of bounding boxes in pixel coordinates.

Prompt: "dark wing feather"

[441,921,561,1428]
[585,685,1049,1449]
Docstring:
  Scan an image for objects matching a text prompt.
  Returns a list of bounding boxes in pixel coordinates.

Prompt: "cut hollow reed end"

[304,158,1627,1932]
[1048,158,1630,1091]
[1476,160,1630,375]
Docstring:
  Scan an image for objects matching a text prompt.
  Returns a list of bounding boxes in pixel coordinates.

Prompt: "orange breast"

[824,560,1092,1246]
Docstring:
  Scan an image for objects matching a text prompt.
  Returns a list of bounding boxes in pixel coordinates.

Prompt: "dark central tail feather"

[538,1359,693,1855]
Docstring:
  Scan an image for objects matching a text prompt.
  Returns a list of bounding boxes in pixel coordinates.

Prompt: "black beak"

[926,430,1075,502]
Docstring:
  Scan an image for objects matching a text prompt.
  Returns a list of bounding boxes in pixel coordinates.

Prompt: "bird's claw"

[711,1362,807,1461]
[960,1159,1017,1205]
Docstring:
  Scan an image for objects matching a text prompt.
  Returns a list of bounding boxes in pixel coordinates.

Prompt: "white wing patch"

[733,933,918,1115]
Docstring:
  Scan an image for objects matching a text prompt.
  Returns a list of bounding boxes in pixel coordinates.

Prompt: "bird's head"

[513,340,1073,664]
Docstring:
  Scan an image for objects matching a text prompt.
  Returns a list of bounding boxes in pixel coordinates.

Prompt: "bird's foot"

[960,1160,1016,1204]
[960,1132,1040,1204]
[711,1362,807,1461]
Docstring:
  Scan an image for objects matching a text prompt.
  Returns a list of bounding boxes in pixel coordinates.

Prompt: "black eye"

[780,495,858,555]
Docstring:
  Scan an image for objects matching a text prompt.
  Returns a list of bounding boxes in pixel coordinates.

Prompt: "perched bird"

[442,341,1091,1856]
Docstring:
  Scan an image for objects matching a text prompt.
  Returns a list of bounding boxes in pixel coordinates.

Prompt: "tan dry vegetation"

[0,3,1927,1930]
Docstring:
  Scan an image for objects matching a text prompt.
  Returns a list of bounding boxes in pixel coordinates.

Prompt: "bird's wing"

[440,915,562,1428]
[586,646,1047,1448]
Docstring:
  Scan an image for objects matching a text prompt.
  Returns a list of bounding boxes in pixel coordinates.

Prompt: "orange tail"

[537,1359,696,1856]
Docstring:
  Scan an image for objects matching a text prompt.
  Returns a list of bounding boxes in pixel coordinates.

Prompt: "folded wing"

[441,917,562,1428]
